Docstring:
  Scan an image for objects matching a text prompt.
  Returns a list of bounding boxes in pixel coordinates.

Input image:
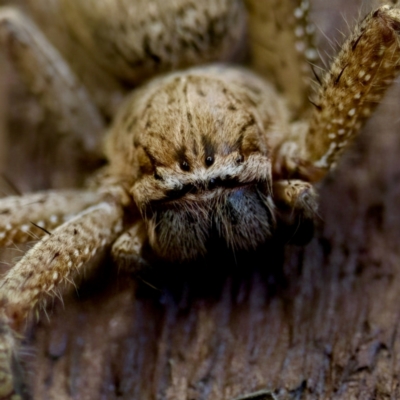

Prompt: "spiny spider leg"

[111,221,150,273]
[305,5,400,173]
[0,7,105,159]
[0,190,107,246]
[0,197,124,399]
[273,5,400,213]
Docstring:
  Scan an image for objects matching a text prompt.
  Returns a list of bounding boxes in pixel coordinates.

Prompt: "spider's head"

[106,67,289,262]
[132,152,275,261]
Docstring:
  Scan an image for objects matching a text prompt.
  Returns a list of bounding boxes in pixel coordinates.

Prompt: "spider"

[0,0,400,398]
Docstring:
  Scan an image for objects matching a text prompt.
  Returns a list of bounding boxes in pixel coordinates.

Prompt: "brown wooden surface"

[3,1,400,399]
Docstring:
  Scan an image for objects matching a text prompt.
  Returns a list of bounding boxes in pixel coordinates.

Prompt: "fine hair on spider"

[0,1,400,399]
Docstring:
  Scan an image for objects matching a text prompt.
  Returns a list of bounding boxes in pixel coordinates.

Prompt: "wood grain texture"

[3,0,400,399]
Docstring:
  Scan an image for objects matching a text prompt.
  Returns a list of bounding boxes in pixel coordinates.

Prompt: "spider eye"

[205,156,214,166]
[180,161,190,171]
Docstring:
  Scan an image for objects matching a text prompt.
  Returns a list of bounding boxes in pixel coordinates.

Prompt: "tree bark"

[2,1,400,399]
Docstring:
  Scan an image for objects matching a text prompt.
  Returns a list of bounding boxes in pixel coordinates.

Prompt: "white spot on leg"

[21,224,29,232]
[295,26,304,37]
[305,48,318,61]
[295,41,306,52]
[348,108,356,117]
[294,8,304,18]
[332,118,344,125]
[53,272,59,281]
[314,142,338,168]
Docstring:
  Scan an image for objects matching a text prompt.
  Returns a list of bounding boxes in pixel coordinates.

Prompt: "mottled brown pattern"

[0,191,106,246]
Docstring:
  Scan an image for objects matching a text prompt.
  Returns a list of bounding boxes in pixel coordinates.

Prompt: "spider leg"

[0,190,108,247]
[111,221,151,274]
[302,5,400,177]
[244,0,317,117]
[0,198,123,399]
[0,6,105,160]
[273,179,318,244]
[273,179,317,218]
